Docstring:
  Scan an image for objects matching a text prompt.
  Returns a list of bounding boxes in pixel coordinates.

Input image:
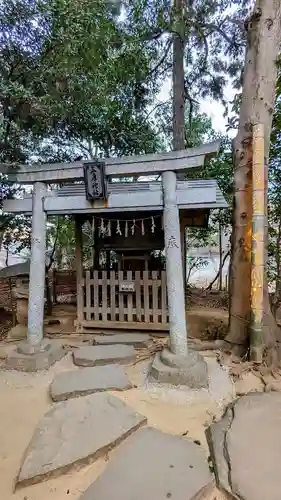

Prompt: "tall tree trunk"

[228,0,281,358]
[272,217,281,317]
[172,0,185,152]
[172,0,186,294]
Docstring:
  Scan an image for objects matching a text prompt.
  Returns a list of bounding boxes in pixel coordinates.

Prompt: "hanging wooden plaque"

[83,160,107,200]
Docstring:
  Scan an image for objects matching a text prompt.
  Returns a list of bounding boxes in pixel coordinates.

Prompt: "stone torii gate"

[1,141,223,384]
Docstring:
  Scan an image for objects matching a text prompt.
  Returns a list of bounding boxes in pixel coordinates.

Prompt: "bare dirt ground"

[0,296,249,500]
[0,340,234,500]
[187,308,228,341]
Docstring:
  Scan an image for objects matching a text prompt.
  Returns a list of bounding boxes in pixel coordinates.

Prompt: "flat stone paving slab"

[80,427,212,500]
[50,365,132,401]
[207,392,281,500]
[73,345,136,367]
[17,393,146,487]
[93,333,150,347]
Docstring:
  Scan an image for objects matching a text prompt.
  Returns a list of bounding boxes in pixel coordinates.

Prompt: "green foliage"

[0,0,251,269]
[0,0,162,164]
[186,255,209,285]
[1,0,251,164]
[154,101,216,150]
[46,216,76,269]
[0,0,163,241]
[268,91,281,290]
[126,0,251,105]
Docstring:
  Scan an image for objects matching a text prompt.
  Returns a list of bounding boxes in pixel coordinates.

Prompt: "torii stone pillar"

[27,181,47,349]
[5,182,65,370]
[162,170,187,356]
[150,170,208,388]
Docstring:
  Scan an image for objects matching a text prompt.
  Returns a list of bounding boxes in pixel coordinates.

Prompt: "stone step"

[50,365,132,401]
[73,345,137,367]
[80,427,212,500]
[17,393,146,488]
[93,333,151,347]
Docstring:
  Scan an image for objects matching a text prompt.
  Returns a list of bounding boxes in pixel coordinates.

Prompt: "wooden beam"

[0,140,220,184]
[78,320,170,331]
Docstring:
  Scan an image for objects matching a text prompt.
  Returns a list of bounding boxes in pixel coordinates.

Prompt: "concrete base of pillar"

[150,348,208,389]
[4,341,66,372]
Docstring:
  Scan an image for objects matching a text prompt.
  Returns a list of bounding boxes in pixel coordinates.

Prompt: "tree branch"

[139,27,166,42]
[205,250,230,291]
[199,22,235,46]
[148,38,172,77]
[145,100,169,120]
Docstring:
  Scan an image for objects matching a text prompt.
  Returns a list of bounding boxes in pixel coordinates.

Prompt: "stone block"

[50,365,132,401]
[80,427,212,500]
[207,392,281,500]
[17,393,146,487]
[150,348,208,388]
[73,345,136,367]
[5,342,65,372]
